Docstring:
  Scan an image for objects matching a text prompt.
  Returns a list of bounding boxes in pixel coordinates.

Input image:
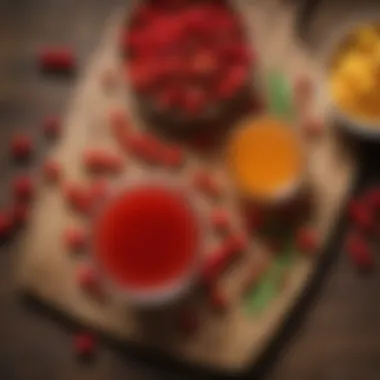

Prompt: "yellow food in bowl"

[329,24,380,122]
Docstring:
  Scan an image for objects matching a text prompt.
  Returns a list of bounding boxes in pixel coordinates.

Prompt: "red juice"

[93,185,200,291]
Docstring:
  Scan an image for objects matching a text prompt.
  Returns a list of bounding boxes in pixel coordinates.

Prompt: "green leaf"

[244,266,280,315]
[266,71,294,121]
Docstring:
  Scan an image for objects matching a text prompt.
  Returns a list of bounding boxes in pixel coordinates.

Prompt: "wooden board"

[16,1,356,373]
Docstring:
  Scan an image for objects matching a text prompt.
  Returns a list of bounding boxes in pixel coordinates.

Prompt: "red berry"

[43,116,61,138]
[126,132,163,163]
[348,200,372,231]
[64,226,86,251]
[0,211,13,238]
[193,171,222,198]
[38,47,76,72]
[182,87,205,114]
[222,44,252,66]
[201,245,230,285]
[63,183,93,214]
[73,332,96,357]
[83,149,124,173]
[296,226,317,254]
[155,87,181,111]
[201,239,241,286]
[13,176,35,201]
[10,134,33,160]
[128,61,155,92]
[76,265,100,294]
[109,108,129,133]
[346,232,373,271]
[217,66,246,100]
[211,209,230,232]
[364,188,380,210]
[12,202,29,226]
[43,159,61,182]
[190,51,217,78]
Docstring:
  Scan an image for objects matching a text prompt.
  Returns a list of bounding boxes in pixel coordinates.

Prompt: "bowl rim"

[323,17,380,138]
[89,172,207,308]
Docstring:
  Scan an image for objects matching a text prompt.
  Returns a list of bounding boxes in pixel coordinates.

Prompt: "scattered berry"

[193,171,222,198]
[73,332,96,358]
[13,176,35,201]
[83,149,124,174]
[364,187,380,210]
[346,232,374,271]
[201,245,230,286]
[76,265,100,295]
[63,183,93,214]
[211,209,230,232]
[201,239,241,286]
[38,47,76,72]
[10,134,33,161]
[43,159,61,182]
[43,116,61,138]
[348,199,373,231]
[64,226,86,251]
[109,108,129,136]
[296,226,317,254]
[125,132,163,163]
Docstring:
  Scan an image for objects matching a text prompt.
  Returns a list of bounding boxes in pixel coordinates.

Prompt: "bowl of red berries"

[120,0,256,137]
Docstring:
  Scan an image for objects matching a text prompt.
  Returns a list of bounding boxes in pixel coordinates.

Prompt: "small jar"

[226,115,309,240]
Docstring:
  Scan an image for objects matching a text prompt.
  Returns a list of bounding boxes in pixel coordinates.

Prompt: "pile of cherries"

[120,0,254,117]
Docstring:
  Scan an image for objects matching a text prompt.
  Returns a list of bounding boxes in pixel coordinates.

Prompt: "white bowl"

[324,18,380,139]
[89,173,206,308]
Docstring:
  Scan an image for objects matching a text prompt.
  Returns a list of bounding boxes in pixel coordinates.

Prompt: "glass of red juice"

[91,176,204,307]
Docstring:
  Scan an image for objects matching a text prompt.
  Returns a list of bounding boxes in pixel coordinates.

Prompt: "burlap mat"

[16,0,356,372]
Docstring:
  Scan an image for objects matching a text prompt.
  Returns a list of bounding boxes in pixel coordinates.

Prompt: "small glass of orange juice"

[226,115,305,206]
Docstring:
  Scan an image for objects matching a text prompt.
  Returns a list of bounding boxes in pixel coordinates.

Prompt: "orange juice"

[227,116,303,203]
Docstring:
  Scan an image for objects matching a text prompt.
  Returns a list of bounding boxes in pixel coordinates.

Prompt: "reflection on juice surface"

[93,186,200,291]
[227,116,303,202]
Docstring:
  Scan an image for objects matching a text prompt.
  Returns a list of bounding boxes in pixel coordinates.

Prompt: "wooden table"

[1,1,380,379]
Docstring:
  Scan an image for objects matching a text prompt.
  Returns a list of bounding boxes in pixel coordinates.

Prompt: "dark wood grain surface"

[0,1,380,379]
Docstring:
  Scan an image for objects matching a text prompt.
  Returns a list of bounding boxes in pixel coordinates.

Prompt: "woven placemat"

[16,1,356,372]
